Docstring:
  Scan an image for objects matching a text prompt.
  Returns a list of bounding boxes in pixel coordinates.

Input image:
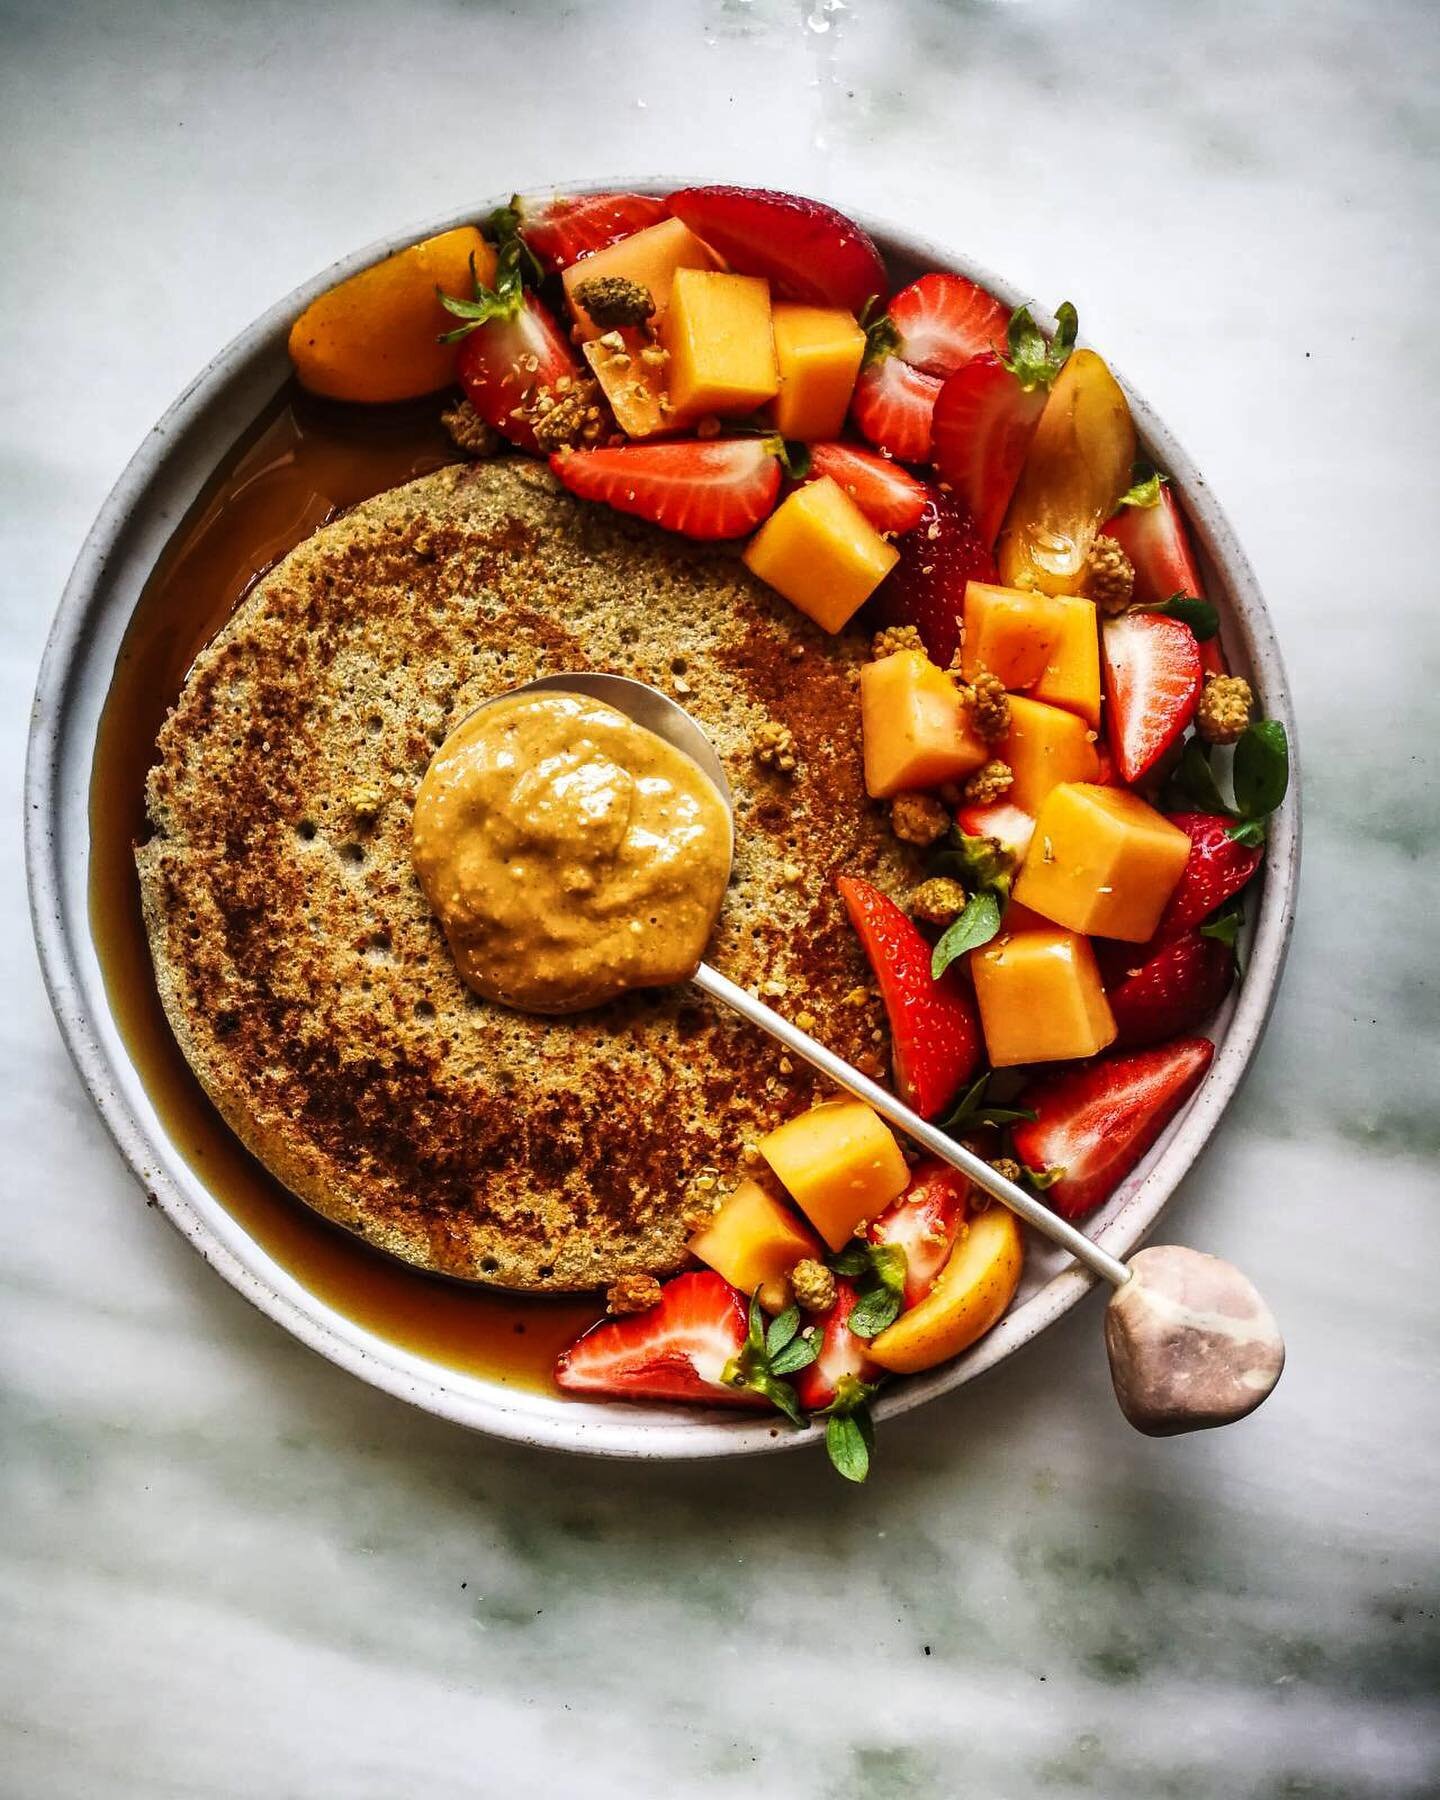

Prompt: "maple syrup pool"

[88,384,599,1390]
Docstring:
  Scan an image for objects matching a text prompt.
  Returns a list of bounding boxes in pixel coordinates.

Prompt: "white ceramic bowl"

[24,185,1300,1460]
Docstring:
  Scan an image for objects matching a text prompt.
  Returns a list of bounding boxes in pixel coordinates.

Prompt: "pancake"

[137,456,918,1291]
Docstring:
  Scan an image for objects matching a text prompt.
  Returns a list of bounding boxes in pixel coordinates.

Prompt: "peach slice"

[997,349,1136,596]
[868,1204,1024,1373]
[288,226,495,403]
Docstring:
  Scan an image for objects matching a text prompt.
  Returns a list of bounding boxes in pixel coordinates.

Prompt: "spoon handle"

[692,961,1131,1288]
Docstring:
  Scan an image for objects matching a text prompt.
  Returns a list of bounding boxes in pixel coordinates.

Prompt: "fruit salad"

[288,185,1289,1481]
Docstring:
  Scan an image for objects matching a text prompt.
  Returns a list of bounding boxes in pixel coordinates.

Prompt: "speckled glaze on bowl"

[24,183,1300,1461]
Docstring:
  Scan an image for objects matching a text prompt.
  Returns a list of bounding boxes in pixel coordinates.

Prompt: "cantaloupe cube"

[859,649,990,797]
[744,477,899,635]
[1031,594,1101,727]
[582,333,668,438]
[760,1100,910,1251]
[688,1178,821,1310]
[999,694,1102,814]
[662,268,779,418]
[1014,782,1192,942]
[563,216,718,341]
[971,926,1117,1066]
[770,304,866,441]
[960,584,1069,690]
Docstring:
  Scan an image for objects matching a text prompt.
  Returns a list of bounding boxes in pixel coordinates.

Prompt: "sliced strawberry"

[793,1280,880,1412]
[667,185,888,314]
[1101,612,1202,785]
[806,442,928,535]
[554,1271,764,1406]
[1094,740,1120,785]
[887,272,1008,378]
[850,356,943,464]
[1104,483,1204,606]
[455,291,581,454]
[869,1160,970,1308]
[550,438,782,540]
[519,191,671,273]
[1013,1038,1215,1221]
[931,355,1049,547]
[1153,812,1263,942]
[1106,932,1235,1049]
[838,876,983,1120]
[953,800,1035,860]
[864,486,998,668]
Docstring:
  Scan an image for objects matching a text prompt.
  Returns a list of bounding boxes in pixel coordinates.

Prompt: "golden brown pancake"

[138,456,917,1291]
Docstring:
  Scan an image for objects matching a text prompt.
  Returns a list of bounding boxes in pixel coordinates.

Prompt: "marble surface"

[4,0,1438,1794]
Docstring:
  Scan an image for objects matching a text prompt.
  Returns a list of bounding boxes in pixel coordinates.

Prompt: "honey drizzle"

[87,385,599,1390]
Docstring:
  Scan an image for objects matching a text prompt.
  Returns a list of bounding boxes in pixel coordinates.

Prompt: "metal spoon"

[495,672,1286,1435]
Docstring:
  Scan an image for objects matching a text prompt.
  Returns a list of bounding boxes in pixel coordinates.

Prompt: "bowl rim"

[23,179,1301,1461]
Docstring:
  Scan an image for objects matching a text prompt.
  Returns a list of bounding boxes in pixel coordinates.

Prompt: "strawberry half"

[453,290,581,454]
[1101,611,1202,785]
[1012,1038,1215,1221]
[518,191,671,272]
[1106,932,1235,1049]
[550,439,782,540]
[953,800,1035,860]
[806,442,928,535]
[931,302,1078,547]
[850,356,943,464]
[1104,482,1204,606]
[1152,812,1263,941]
[887,272,1008,378]
[838,876,983,1120]
[864,486,998,668]
[667,185,888,314]
[869,1160,970,1307]
[793,1280,880,1412]
[554,1271,764,1407]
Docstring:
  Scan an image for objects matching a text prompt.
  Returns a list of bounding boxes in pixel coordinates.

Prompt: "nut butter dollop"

[412,691,731,1013]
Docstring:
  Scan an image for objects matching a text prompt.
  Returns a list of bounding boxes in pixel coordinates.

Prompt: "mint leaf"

[931,890,1003,978]
[847,1285,902,1340]
[1200,908,1242,948]
[768,1333,819,1377]
[937,1072,1037,1136]
[1143,595,1218,641]
[1232,719,1289,822]
[1171,739,1233,817]
[1117,466,1165,509]
[829,1242,870,1278]
[825,1411,871,1482]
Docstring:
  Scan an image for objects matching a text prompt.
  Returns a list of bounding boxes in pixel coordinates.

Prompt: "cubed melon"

[744,477,899,635]
[1031,594,1102,727]
[971,926,1117,1066]
[770,304,866,441]
[960,584,1069,691]
[1013,782,1192,942]
[688,1178,821,1310]
[662,268,779,418]
[563,216,718,341]
[759,1100,910,1251]
[859,649,991,797]
[582,333,668,438]
[999,693,1102,814]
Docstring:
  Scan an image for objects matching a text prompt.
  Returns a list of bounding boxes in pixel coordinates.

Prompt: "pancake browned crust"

[138,456,919,1291]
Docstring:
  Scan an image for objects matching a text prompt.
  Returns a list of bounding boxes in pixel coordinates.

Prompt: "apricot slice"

[288,226,495,404]
[688,1178,821,1311]
[760,1100,910,1251]
[868,1205,1024,1373]
[997,349,1136,595]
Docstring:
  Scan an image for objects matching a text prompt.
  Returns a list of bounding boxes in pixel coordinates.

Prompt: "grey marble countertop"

[3,2,1437,1795]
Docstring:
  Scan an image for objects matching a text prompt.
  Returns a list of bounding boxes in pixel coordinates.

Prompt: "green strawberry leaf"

[780,439,812,481]
[1199,907,1242,948]
[863,310,900,368]
[1002,300,1078,392]
[931,889,1003,979]
[938,1072,1038,1137]
[825,1411,871,1482]
[1171,739,1234,818]
[437,205,537,342]
[1141,594,1219,641]
[1025,1164,1065,1191]
[1117,465,1165,509]
[1225,818,1267,848]
[1232,719,1289,822]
